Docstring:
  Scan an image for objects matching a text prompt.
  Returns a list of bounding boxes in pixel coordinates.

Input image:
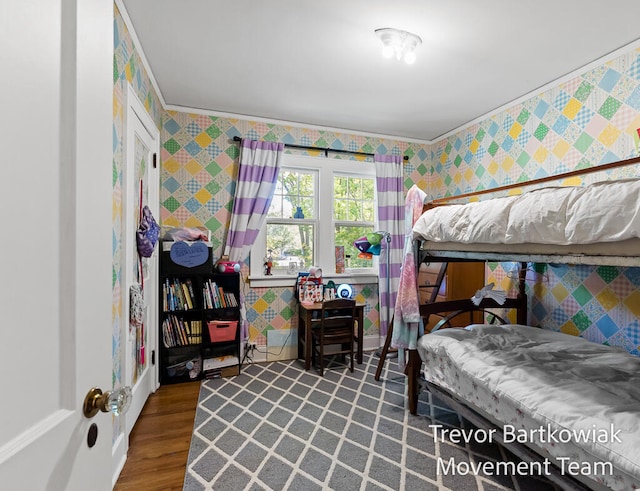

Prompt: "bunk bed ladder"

[374,262,448,381]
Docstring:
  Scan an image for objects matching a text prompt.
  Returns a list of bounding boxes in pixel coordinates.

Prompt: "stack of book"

[203,279,238,309]
[162,315,202,347]
[163,278,196,311]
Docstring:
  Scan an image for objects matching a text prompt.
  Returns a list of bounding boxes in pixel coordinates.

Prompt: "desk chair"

[311,299,356,376]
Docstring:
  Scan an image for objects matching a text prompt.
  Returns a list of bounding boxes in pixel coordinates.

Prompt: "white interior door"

[0,1,114,490]
[113,85,160,473]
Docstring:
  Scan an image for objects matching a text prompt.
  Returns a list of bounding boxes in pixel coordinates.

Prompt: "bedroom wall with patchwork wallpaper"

[115,4,640,356]
[431,46,640,355]
[160,112,429,347]
[113,4,163,394]
[112,5,429,370]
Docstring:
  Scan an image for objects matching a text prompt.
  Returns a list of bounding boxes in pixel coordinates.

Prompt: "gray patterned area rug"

[183,352,559,491]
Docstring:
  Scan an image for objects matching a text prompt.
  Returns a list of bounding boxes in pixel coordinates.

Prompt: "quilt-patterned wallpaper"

[160,111,429,344]
[113,4,163,393]
[437,47,640,355]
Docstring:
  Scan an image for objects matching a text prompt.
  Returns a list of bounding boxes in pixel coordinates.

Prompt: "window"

[333,175,376,269]
[250,154,378,285]
[266,168,316,274]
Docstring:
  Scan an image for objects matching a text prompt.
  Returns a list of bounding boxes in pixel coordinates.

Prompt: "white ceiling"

[120,0,640,143]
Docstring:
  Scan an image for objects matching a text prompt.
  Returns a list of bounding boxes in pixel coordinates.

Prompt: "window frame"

[249,153,379,287]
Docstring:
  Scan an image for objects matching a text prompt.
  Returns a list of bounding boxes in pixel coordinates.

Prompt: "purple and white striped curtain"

[374,154,404,337]
[224,139,284,261]
[224,139,284,340]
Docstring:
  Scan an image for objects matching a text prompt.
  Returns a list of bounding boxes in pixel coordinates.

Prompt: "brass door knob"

[83,386,132,418]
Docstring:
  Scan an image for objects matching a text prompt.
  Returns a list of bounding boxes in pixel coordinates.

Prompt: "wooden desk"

[298,302,365,370]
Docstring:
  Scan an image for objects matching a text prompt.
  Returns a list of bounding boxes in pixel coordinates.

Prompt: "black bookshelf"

[159,247,241,384]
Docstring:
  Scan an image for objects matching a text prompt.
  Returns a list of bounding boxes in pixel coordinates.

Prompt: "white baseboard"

[244,333,383,366]
[362,334,383,352]
[250,349,268,364]
[111,432,127,488]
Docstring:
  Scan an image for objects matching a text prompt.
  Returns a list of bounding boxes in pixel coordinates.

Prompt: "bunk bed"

[404,156,640,491]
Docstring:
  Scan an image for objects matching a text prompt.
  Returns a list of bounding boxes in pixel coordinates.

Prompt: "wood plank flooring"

[114,381,201,491]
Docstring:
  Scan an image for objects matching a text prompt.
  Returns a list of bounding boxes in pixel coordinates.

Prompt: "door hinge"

[153,153,157,168]
[151,350,156,365]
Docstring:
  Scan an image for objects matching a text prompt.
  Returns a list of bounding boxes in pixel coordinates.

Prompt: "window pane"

[362,178,374,198]
[299,173,314,197]
[269,169,315,219]
[300,197,314,218]
[362,201,375,222]
[333,175,375,222]
[348,178,362,199]
[334,199,347,221]
[348,201,361,221]
[335,225,375,269]
[334,176,347,198]
[266,223,314,273]
[267,183,285,218]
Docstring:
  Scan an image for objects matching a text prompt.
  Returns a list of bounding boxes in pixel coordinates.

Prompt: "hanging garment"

[391,184,427,368]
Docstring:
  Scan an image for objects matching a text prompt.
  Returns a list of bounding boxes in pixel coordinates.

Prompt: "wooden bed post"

[517,261,527,325]
[406,349,421,415]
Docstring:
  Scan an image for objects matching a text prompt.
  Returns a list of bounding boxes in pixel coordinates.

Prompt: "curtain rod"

[232,136,408,161]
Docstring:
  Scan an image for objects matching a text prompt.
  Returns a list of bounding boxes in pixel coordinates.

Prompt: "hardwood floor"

[114,381,201,491]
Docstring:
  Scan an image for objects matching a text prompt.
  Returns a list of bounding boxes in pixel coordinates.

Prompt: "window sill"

[248,272,379,288]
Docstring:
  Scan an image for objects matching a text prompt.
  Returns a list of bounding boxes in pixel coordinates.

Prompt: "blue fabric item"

[136,205,159,258]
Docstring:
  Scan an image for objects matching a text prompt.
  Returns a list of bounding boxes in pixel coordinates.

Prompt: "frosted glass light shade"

[375,28,422,65]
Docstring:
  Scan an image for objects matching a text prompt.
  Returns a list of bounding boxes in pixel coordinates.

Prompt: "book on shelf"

[218,286,227,308]
[181,282,193,309]
[162,315,202,348]
[189,320,202,344]
[186,278,196,302]
[179,318,189,345]
[163,277,196,311]
[203,279,238,309]
[224,291,238,307]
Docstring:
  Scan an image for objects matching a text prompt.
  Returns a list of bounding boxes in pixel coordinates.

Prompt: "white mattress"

[412,178,640,246]
[417,325,640,490]
[418,238,640,266]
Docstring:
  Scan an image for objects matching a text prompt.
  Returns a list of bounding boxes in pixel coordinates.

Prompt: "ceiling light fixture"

[375,27,422,65]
